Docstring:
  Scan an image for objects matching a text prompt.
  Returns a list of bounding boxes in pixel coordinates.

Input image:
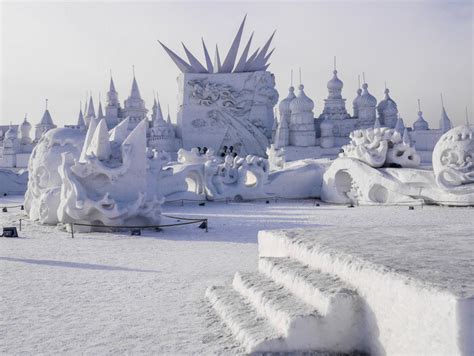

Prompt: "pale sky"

[1,1,472,129]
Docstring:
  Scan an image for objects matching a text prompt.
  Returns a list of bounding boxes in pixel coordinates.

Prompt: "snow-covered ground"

[0,194,472,354]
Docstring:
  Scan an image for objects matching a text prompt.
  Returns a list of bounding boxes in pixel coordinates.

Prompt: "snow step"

[205,285,286,353]
[258,257,360,316]
[233,271,362,352]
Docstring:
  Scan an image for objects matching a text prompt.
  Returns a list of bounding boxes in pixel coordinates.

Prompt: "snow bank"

[258,227,474,356]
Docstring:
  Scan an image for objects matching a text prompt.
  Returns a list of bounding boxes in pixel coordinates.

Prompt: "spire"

[439,93,452,132]
[158,40,195,73]
[98,100,105,119]
[40,99,54,126]
[220,15,246,73]
[77,102,86,128]
[86,95,96,118]
[182,42,208,73]
[201,38,214,73]
[402,128,412,146]
[109,75,117,93]
[243,47,260,72]
[247,30,276,71]
[153,96,165,124]
[233,32,254,73]
[394,115,405,134]
[130,73,142,99]
[166,104,171,124]
[213,44,222,73]
[86,119,111,160]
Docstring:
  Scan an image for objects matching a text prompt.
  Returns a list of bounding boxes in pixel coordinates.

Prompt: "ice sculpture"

[432,125,474,192]
[25,119,164,228]
[340,127,420,168]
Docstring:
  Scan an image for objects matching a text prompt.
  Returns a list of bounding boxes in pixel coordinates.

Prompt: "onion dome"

[289,84,314,114]
[327,70,343,91]
[21,116,31,130]
[384,99,398,117]
[278,86,296,115]
[352,88,363,108]
[377,88,397,116]
[5,124,16,140]
[413,111,429,131]
[359,83,377,108]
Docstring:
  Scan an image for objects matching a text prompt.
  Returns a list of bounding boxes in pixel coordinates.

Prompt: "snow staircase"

[206,256,365,354]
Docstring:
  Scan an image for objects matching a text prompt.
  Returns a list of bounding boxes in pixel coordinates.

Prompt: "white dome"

[327,70,343,91]
[359,83,377,108]
[289,84,314,113]
[5,125,16,140]
[352,88,363,107]
[278,86,296,114]
[377,88,397,115]
[413,111,429,131]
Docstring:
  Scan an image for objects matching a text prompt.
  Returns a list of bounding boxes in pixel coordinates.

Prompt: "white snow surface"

[1,194,473,354]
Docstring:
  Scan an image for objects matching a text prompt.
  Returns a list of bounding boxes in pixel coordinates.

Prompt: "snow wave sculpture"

[25,119,164,227]
[322,126,474,206]
[340,127,420,168]
[432,125,474,193]
[204,154,270,200]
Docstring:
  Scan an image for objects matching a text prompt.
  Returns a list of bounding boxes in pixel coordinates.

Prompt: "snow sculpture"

[25,119,164,228]
[160,17,279,157]
[204,154,270,200]
[432,125,474,192]
[322,126,474,206]
[177,147,215,164]
[25,128,85,224]
[266,145,286,171]
[340,127,420,168]
[58,119,163,227]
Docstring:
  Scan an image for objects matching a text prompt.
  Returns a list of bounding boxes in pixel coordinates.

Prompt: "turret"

[320,60,349,121]
[105,75,121,128]
[35,99,57,141]
[289,81,316,147]
[377,87,398,128]
[20,115,32,144]
[123,69,148,128]
[85,95,96,127]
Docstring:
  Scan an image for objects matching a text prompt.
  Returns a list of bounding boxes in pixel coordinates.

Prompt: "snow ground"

[0,195,472,354]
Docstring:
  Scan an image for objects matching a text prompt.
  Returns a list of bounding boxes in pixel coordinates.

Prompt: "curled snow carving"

[204,154,270,200]
[340,127,420,168]
[25,119,164,228]
[432,125,474,192]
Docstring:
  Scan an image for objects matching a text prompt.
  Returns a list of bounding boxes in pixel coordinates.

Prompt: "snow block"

[258,227,474,356]
[232,271,363,353]
[205,285,285,353]
[258,257,365,349]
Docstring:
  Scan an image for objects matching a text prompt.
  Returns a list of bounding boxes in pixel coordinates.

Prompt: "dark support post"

[181,199,184,207]
[70,223,75,238]
[19,219,22,231]
[205,219,208,232]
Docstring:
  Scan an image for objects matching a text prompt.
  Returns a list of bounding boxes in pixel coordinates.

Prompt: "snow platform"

[258,226,474,356]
